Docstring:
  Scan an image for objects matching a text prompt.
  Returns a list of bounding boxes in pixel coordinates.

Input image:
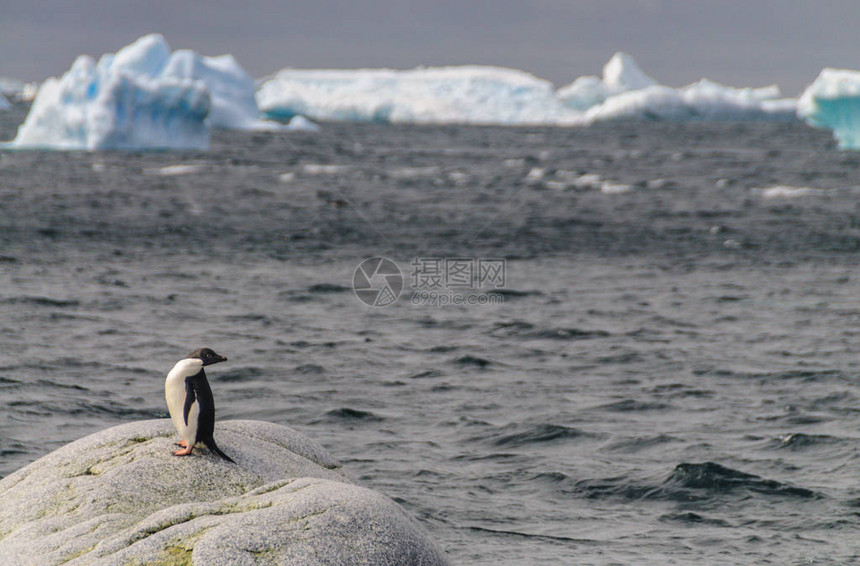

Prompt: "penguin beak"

[206,354,228,366]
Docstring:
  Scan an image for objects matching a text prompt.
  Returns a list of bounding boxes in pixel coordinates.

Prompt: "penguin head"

[187,347,228,366]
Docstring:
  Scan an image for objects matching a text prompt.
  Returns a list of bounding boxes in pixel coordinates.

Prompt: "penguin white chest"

[165,358,203,445]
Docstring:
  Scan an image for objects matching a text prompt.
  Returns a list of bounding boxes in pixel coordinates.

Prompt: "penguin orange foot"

[173,447,193,456]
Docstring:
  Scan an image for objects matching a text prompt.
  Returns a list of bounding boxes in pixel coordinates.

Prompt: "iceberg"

[603,51,659,92]
[559,52,795,123]
[162,50,281,130]
[257,66,567,125]
[8,34,283,150]
[797,68,860,149]
[0,77,25,97]
[0,77,38,102]
[0,93,9,110]
[9,35,210,150]
[258,52,795,127]
[556,52,657,111]
[285,115,320,131]
[555,75,608,112]
[579,81,795,123]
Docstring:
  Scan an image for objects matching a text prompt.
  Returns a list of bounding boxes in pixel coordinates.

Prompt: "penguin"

[164,347,234,463]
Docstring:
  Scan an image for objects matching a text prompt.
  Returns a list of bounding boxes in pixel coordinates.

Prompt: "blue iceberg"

[797,68,860,149]
[8,34,282,151]
[9,35,209,150]
[162,49,281,131]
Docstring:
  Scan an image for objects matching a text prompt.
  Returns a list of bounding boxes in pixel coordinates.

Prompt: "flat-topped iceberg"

[258,52,796,126]
[257,65,567,125]
[797,68,860,149]
[8,34,282,150]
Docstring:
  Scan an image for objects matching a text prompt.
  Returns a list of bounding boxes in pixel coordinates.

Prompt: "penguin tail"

[204,438,235,463]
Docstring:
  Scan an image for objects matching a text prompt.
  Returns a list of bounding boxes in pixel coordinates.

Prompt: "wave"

[466,525,595,545]
[2,296,80,308]
[547,461,819,503]
[476,423,596,448]
[306,283,351,293]
[489,320,610,340]
[490,289,542,299]
[604,434,678,453]
[323,408,384,422]
[769,432,846,451]
[658,511,732,527]
[407,369,444,379]
[8,398,160,419]
[665,462,819,499]
[294,363,326,375]
[596,399,671,412]
[692,367,846,383]
[452,355,493,368]
[213,367,267,382]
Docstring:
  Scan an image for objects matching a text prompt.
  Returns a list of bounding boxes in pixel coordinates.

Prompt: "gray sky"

[1,0,858,95]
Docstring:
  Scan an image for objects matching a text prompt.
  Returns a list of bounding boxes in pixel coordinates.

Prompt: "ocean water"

[2,105,860,564]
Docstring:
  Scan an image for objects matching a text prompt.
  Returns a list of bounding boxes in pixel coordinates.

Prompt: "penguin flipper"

[204,438,235,463]
[183,379,197,426]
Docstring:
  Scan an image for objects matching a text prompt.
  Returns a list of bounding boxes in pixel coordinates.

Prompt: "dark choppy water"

[3,105,860,564]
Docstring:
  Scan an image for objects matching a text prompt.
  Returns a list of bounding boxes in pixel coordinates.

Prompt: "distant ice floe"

[302,163,352,175]
[7,34,284,150]
[524,169,637,194]
[797,68,860,149]
[150,164,206,177]
[754,185,819,198]
[257,52,797,126]
[599,181,634,194]
[0,77,39,103]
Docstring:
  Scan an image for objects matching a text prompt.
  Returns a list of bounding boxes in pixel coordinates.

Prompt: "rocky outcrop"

[0,419,448,565]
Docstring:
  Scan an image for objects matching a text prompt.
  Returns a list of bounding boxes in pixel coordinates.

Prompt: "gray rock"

[0,419,449,566]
